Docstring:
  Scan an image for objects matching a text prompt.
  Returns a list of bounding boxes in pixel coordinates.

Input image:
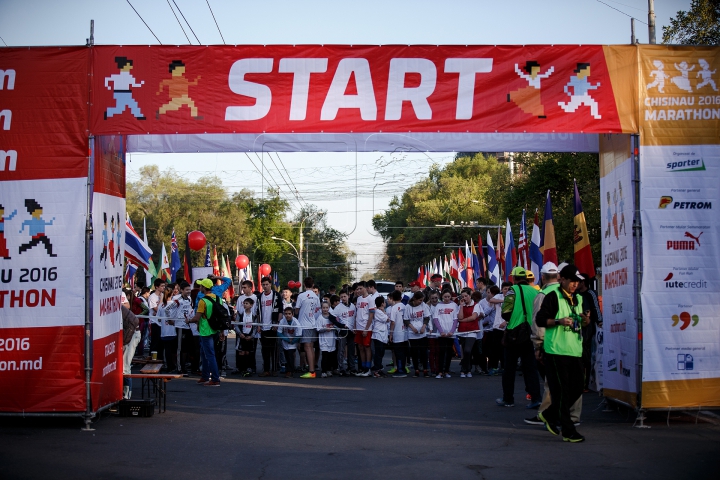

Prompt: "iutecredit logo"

[658,196,712,210]
[663,272,708,289]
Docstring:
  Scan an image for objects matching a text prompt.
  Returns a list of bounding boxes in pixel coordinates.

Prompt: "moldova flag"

[540,190,558,265]
[573,180,596,278]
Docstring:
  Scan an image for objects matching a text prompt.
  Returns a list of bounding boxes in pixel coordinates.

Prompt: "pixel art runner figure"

[0,204,18,259]
[18,199,56,257]
[507,61,554,118]
[104,57,146,120]
[696,59,718,91]
[646,60,669,93]
[109,215,116,268]
[671,61,695,93]
[558,63,601,119]
[100,212,109,267]
[115,211,122,264]
[156,60,202,119]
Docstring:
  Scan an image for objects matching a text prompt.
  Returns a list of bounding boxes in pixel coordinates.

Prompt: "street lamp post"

[270,236,302,287]
[298,211,319,288]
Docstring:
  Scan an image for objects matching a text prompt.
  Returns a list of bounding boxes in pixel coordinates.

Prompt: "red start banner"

[90,45,636,136]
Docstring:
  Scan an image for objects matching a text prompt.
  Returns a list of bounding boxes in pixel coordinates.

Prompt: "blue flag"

[170,229,181,282]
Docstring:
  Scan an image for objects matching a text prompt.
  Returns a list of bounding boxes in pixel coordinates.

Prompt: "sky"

[0,0,690,280]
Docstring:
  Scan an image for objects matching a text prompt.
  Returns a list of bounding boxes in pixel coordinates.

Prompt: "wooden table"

[124,367,183,413]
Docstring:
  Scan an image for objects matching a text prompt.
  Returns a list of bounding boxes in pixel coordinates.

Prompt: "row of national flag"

[415,181,595,288]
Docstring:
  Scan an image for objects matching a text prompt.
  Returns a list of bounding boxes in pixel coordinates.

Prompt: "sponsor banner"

[0,325,85,412]
[599,141,637,404]
[91,45,635,136]
[0,177,86,327]
[89,139,126,409]
[639,45,720,146]
[0,47,89,181]
[640,143,720,408]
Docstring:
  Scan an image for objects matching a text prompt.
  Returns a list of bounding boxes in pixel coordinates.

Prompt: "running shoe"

[357,370,371,377]
[495,398,514,407]
[405,366,411,374]
[460,373,466,378]
[300,372,316,379]
[524,415,544,426]
[563,432,585,443]
[436,373,443,379]
[526,400,542,409]
[204,381,221,387]
[444,373,451,378]
[466,372,473,378]
[196,378,209,385]
[538,411,560,436]
[392,373,408,378]
[413,370,420,378]
[321,372,328,378]
[387,368,398,374]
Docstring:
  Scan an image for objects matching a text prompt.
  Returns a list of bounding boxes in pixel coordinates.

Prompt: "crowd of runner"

[121,262,602,442]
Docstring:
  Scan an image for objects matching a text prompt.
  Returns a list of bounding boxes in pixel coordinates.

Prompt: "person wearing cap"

[535,264,590,443]
[496,266,542,408]
[577,274,603,392]
[187,278,223,386]
[525,262,582,427]
[423,274,443,302]
[525,270,540,291]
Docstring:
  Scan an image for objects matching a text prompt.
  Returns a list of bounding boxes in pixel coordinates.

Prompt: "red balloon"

[235,255,249,269]
[188,231,206,251]
[287,280,297,289]
[259,263,272,276]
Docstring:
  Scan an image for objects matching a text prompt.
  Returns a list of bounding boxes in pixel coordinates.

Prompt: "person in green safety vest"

[535,264,590,443]
[495,266,542,409]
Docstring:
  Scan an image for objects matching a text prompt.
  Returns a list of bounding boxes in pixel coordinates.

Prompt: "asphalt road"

[1,353,719,480]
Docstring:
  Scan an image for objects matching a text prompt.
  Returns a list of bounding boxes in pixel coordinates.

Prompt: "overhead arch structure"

[0,44,718,423]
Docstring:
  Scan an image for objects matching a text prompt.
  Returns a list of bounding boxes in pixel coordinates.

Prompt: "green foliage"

[127,165,352,288]
[662,0,720,45]
[372,152,601,281]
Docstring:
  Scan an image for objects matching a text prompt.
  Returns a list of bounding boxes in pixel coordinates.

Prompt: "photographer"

[534,264,590,443]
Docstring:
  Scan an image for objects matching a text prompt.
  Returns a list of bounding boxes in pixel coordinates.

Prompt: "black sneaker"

[524,415,544,425]
[495,398,515,407]
[538,411,560,436]
[563,432,585,443]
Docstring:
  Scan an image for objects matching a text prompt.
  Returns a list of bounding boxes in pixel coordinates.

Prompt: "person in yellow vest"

[535,264,590,443]
[495,266,542,408]
[187,278,222,387]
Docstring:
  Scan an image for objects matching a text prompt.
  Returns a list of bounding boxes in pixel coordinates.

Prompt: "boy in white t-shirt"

[387,290,407,378]
[353,281,373,376]
[371,296,390,377]
[277,307,302,378]
[403,291,431,377]
[316,302,342,377]
[234,297,258,377]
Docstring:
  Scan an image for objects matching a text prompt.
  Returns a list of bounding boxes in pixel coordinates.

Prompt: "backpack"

[203,295,232,331]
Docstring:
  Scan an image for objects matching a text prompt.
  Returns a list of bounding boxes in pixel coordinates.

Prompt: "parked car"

[374,280,395,299]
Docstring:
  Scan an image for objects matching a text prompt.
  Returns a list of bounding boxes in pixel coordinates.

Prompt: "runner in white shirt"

[295,277,320,378]
[277,307,302,378]
[487,284,507,374]
[387,290,408,377]
[316,302,340,377]
[425,291,440,375]
[403,291,431,377]
[433,290,459,378]
[371,296,390,377]
[330,292,354,376]
[164,281,193,375]
[353,281,373,376]
[235,280,258,374]
[234,297,258,376]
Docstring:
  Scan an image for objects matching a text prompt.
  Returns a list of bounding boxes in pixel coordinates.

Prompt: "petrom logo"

[666,158,706,172]
[658,196,712,210]
[658,196,673,208]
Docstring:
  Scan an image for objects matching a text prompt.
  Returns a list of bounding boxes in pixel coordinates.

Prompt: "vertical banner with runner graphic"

[90,136,126,410]
[639,46,720,408]
[0,47,89,412]
[599,134,637,405]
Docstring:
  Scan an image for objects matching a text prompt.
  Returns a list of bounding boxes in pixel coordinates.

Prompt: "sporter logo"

[666,158,706,172]
[663,272,708,289]
[658,196,711,209]
[667,231,703,250]
[671,312,699,330]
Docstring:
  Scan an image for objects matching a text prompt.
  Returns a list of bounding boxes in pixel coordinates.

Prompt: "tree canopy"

[126,165,352,290]
[372,152,601,282]
[662,0,720,45]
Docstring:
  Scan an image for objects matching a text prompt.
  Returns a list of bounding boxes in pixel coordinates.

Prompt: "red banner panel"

[0,47,89,181]
[90,45,631,136]
[0,326,85,412]
[90,331,122,410]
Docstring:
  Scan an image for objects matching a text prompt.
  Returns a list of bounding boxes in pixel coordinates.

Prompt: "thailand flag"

[530,209,543,281]
[486,231,500,286]
[124,218,152,269]
[517,210,529,269]
[504,218,517,281]
[170,229,181,282]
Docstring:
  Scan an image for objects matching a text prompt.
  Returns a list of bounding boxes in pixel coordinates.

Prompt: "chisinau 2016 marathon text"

[98,275,123,315]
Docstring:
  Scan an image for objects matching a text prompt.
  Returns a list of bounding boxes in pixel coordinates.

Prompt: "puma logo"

[684,231,703,246]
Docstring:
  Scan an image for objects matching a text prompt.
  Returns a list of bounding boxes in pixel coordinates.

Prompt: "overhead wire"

[166,0,192,44]
[126,0,163,44]
[243,152,299,211]
[0,36,7,47]
[595,0,648,24]
[172,0,202,43]
[205,0,226,44]
[266,152,305,212]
